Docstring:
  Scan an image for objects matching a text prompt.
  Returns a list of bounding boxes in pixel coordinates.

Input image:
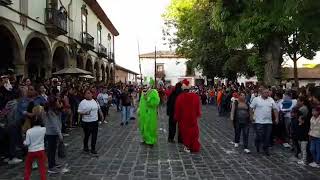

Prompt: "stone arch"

[101,63,106,83]
[24,33,51,80]
[0,18,24,75]
[85,57,93,73]
[105,64,110,84]
[77,55,85,69]
[52,46,68,74]
[24,32,52,61]
[109,66,114,84]
[52,42,70,68]
[94,60,101,81]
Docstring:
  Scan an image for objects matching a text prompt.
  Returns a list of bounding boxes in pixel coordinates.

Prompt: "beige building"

[115,65,138,84]
[0,0,118,83]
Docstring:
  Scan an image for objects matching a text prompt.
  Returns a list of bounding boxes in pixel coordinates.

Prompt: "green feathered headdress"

[149,77,155,87]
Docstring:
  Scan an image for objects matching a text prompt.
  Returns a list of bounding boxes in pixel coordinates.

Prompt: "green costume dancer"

[138,78,160,145]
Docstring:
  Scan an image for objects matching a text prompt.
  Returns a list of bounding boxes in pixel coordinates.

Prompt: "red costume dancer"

[174,79,201,153]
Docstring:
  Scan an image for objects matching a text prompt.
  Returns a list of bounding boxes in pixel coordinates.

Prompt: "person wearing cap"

[138,78,160,146]
[174,79,201,153]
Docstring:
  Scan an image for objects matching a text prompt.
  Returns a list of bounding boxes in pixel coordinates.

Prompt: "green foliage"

[164,0,320,83]
[163,0,253,80]
[247,54,264,81]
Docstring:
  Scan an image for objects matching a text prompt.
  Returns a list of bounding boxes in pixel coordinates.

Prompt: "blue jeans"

[254,124,272,152]
[129,106,135,119]
[310,137,320,163]
[122,106,130,123]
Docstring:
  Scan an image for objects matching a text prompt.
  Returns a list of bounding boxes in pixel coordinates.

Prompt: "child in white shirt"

[24,115,47,180]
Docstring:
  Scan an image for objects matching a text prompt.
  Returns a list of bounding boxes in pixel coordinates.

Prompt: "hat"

[181,79,190,90]
[149,77,155,87]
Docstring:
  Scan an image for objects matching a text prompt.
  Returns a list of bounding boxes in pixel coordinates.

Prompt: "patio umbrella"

[52,67,92,75]
[80,75,95,79]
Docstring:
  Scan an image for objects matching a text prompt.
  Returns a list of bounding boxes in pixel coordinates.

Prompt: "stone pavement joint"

[0,106,320,180]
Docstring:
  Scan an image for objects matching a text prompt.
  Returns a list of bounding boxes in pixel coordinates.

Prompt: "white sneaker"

[8,158,22,165]
[48,168,59,174]
[283,143,291,148]
[104,121,108,124]
[62,133,70,137]
[297,160,306,165]
[234,143,239,148]
[309,162,320,168]
[32,162,38,169]
[183,147,190,153]
[244,149,251,154]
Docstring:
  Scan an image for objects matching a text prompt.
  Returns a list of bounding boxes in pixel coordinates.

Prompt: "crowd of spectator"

[0,72,140,178]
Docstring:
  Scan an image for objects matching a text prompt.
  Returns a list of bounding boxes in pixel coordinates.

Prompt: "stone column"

[14,63,25,77]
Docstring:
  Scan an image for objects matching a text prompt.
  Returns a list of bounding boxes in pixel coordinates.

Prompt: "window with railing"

[81,5,88,40]
[97,22,102,45]
[108,33,112,58]
[82,32,94,47]
[19,0,28,15]
[156,64,164,72]
[45,8,67,32]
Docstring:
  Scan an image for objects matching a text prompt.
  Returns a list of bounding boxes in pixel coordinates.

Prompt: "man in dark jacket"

[167,82,183,143]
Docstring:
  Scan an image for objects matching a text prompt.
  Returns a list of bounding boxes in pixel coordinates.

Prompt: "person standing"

[217,88,223,116]
[138,78,160,146]
[120,87,131,126]
[97,88,109,124]
[23,115,47,180]
[280,92,297,148]
[78,89,103,155]
[43,96,63,174]
[166,82,183,143]
[230,92,251,153]
[174,79,201,153]
[308,106,320,168]
[250,88,279,156]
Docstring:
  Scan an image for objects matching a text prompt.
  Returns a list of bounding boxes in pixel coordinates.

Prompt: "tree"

[211,0,320,85]
[163,0,253,80]
[283,0,320,87]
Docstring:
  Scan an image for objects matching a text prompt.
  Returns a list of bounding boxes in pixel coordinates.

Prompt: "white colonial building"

[139,51,205,86]
[0,0,118,83]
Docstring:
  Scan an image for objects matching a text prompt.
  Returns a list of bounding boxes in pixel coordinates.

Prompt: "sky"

[97,0,172,73]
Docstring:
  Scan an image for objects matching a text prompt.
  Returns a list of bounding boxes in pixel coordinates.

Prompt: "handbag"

[58,141,66,158]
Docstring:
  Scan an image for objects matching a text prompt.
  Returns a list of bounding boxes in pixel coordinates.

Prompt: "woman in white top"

[78,89,103,155]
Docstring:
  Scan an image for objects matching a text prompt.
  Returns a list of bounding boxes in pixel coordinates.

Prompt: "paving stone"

[1,106,319,180]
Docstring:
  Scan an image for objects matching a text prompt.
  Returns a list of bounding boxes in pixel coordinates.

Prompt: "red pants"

[24,150,47,180]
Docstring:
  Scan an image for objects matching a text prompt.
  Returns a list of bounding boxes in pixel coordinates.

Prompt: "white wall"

[237,76,258,84]
[140,57,189,85]
[284,52,320,68]
[1,0,114,57]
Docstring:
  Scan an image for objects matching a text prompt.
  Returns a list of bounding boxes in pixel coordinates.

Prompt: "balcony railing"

[45,8,68,35]
[82,32,94,50]
[0,0,12,5]
[98,44,107,58]
[107,52,114,62]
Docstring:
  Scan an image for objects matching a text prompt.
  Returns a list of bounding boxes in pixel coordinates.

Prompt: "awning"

[52,67,92,75]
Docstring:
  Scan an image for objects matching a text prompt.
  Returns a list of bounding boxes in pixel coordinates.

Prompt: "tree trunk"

[263,36,282,86]
[293,53,299,88]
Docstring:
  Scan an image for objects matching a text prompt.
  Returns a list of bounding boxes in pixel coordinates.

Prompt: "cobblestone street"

[1,105,320,180]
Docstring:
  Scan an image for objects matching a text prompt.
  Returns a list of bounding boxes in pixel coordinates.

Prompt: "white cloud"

[97,0,171,72]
